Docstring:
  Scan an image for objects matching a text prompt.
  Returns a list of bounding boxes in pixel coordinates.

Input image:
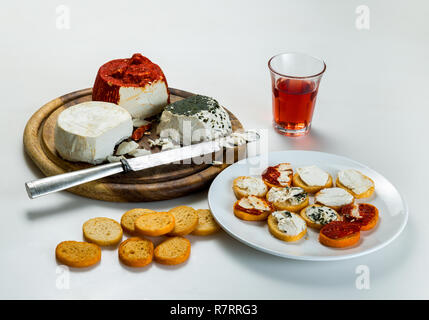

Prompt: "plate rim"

[208,150,409,261]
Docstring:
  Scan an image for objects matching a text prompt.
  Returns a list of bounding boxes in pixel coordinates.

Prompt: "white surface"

[1,0,428,299]
[208,150,408,261]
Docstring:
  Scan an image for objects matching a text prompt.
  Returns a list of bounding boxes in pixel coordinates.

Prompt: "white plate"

[208,150,408,261]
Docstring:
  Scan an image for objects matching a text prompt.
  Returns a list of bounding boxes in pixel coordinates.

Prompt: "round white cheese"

[297,165,329,186]
[54,101,133,164]
[338,169,373,195]
[315,188,354,207]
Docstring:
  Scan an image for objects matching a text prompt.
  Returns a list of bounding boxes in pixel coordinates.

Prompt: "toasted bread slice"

[55,241,101,268]
[167,206,199,236]
[232,176,268,199]
[233,197,272,221]
[191,209,221,236]
[267,213,307,242]
[154,237,191,265]
[83,217,123,246]
[341,203,379,231]
[314,188,354,211]
[336,176,375,199]
[292,172,333,194]
[118,237,154,267]
[262,163,293,188]
[135,212,175,237]
[300,204,340,230]
[266,187,309,212]
[121,208,156,235]
[319,221,360,248]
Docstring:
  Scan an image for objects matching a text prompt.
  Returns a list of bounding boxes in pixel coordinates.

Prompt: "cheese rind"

[54,101,133,164]
[338,169,373,195]
[297,166,329,186]
[315,188,354,207]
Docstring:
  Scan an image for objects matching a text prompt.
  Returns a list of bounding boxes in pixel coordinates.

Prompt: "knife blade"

[25,131,259,199]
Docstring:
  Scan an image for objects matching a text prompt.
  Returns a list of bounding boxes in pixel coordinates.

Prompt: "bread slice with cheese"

[314,187,354,211]
[292,166,333,194]
[300,204,340,230]
[233,176,268,199]
[261,163,293,188]
[266,186,309,212]
[336,169,375,199]
[233,195,272,221]
[267,211,307,242]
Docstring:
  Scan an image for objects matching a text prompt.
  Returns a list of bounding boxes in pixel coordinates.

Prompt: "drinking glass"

[268,52,326,136]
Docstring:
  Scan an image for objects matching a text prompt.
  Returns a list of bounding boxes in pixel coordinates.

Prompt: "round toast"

[154,236,191,265]
[135,212,175,237]
[167,206,199,236]
[83,217,123,246]
[121,208,156,235]
[191,209,221,236]
[55,241,101,268]
[267,214,307,242]
[118,237,154,267]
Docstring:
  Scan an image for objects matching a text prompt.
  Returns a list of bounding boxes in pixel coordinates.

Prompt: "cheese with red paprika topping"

[92,53,169,120]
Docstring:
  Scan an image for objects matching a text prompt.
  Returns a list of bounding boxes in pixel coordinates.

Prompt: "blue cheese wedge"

[305,205,339,225]
[54,101,133,164]
[157,95,232,143]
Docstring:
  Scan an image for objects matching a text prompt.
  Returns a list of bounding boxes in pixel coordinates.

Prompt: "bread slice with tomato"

[233,195,273,221]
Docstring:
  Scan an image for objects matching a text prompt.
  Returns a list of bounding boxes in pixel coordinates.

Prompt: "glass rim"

[268,52,326,79]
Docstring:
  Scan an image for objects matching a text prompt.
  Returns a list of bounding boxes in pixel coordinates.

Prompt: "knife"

[25,131,259,199]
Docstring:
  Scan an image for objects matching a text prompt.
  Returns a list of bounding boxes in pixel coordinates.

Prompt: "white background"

[1,0,428,299]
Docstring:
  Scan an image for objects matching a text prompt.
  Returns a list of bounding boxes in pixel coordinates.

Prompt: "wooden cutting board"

[23,88,244,202]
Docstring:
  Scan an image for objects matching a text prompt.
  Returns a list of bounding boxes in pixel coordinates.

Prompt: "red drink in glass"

[269,53,326,136]
[272,78,318,132]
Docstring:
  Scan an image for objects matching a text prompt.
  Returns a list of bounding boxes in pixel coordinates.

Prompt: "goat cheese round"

[315,188,354,207]
[156,95,232,143]
[297,165,329,186]
[92,53,169,119]
[272,211,306,236]
[338,169,373,195]
[54,101,133,164]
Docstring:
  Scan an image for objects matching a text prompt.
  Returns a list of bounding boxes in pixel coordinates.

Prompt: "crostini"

[340,203,379,231]
[233,195,273,221]
[267,211,307,242]
[233,176,268,199]
[336,169,375,199]
[300,204,340,230]
[319,221,360,248]
[262,163,293,188]
[266,186,309,212]
[292,165,333,194]
[314,187,354,211]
